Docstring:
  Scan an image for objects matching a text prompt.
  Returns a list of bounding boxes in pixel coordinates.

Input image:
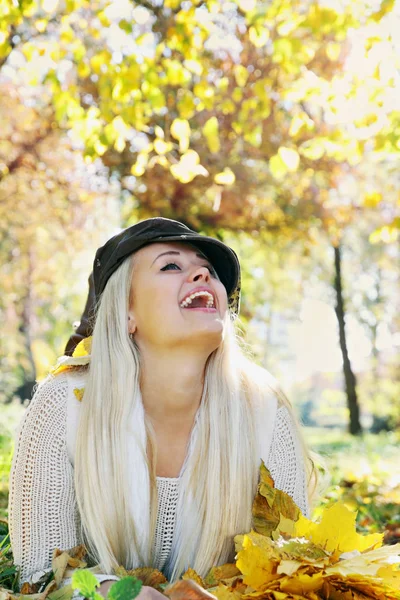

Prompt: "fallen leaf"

[182,568,206,588]
[204,564,241,589]
[293,503,383,554]
[115,566,167,591]
[252,462,300,538]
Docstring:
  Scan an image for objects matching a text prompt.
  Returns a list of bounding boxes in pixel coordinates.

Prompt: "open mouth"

[180,290,216,309]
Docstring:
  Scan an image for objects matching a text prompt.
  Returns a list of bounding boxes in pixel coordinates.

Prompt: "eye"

[160,262,181,271]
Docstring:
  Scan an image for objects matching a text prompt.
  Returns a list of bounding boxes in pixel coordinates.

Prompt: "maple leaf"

[234,531,281,589]
[252,461,300,538]
[325,543,400,579]
[182,568,206,588]
[204,564,241,589]
[293,503,383,554]
[211,583,242,599]
[114,566,167,592]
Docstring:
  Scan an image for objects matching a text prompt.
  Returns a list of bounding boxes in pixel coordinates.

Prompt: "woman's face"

[128,241,228,354]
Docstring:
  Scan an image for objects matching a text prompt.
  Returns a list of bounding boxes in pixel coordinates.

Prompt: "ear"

[128,311,137,335]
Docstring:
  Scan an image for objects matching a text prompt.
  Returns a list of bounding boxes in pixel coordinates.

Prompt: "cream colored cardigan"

[8,370,309,591]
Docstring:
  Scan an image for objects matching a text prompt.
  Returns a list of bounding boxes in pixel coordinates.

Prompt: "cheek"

[132,278,178,325]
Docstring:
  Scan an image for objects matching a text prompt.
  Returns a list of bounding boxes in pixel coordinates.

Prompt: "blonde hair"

[74,254,315,580]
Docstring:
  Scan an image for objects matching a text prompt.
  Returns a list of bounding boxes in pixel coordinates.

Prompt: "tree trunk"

[333,243,362,435]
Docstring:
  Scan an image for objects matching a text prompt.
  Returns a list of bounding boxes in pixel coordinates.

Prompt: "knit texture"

[9,370,309,589]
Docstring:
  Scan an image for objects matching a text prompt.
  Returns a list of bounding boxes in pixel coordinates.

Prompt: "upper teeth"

[180,291,215,308]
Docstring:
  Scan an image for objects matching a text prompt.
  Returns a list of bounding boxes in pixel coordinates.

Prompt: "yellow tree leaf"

[170,150,208,183]
[325,543,400,578]
[293,503,383,554]
[204,564,240,588]
[233,65,249,87]
[235,531,280,589]
[278,147,300,172]
[72,336,92,358]
[202,117,220,154]
[170,118,191,153]
[252,461,300,537]
[214,168,235,185]
[182,568,206,588]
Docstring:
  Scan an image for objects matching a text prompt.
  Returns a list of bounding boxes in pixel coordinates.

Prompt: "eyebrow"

[151,250,210,266]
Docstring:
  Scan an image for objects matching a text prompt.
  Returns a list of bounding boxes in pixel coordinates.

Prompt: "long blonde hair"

[74,253,315,580]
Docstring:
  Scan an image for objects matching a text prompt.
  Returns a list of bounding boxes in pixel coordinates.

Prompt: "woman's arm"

[8,373,117,590]
[266,405,310,518]
[9,373,81,587]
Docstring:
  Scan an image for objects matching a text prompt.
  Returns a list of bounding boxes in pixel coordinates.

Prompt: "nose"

[189,265,210,283]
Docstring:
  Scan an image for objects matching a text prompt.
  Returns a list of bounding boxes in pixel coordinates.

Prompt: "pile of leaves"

[1,462,400,600]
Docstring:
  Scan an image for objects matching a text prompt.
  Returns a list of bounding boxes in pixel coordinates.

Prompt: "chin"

[192,319,224,350]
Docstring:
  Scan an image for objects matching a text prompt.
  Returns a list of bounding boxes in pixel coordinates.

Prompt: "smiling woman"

[8,218,315,599]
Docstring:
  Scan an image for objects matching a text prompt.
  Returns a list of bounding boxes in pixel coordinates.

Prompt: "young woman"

[9,218,314,599]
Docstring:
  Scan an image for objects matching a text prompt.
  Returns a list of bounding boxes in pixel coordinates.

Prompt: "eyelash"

[161,262,217,277]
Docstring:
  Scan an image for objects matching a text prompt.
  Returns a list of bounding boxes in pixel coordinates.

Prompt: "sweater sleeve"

[266,405,310,518]
[8,372,119,591]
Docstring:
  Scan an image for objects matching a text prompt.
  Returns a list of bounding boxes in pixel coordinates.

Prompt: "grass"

[306,427,400,541]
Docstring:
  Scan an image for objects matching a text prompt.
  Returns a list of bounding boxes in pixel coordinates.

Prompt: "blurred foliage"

[0,0,399,239]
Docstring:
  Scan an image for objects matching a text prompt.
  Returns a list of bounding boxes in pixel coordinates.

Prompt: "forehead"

[135,241,208,262]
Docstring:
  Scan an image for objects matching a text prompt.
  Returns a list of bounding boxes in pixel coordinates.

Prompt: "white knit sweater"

[8,370,309,590]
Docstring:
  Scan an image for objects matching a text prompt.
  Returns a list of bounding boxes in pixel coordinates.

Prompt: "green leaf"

[107,577,143,600]
[71,569,99,597]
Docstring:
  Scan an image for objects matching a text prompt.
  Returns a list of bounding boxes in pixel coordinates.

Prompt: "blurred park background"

[0,0,399,538]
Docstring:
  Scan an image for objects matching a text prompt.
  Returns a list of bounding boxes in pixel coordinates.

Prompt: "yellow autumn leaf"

[204,564,240,589]
[233,65,249,87]
[325,543,400,579]
[249,25,270,48]
[212,584,242,599]
[279,570,325,595]
[182,568,205,588]
[154,138,173,155]
[293,503,383,554]
[73,388,85,402]
[170,150,208,183]
[214,168,235,186]
[170,118,191,153]
[72,336,92,358]
[202,117,220,154]
[252,461,300,538]
[235,531,280,589]
[278,147,300,172]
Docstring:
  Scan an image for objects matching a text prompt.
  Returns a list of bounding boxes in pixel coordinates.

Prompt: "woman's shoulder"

[46,336,91,402]
[27,368,87,414]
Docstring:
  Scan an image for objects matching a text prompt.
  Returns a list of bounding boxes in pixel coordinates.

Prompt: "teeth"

[180,291,215,308]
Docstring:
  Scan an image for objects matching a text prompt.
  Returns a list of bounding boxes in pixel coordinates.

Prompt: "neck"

[139,347,209,426]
